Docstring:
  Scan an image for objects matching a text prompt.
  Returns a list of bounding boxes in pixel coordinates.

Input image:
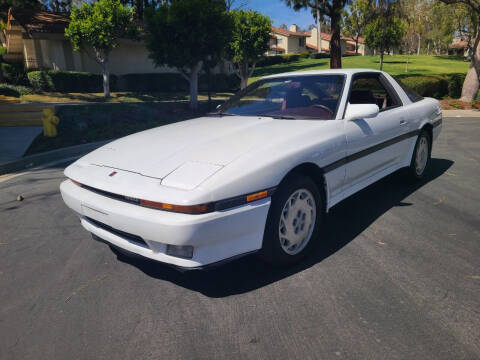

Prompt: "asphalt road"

[1,117,479,360]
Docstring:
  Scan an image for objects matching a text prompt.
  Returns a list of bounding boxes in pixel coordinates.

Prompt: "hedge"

[257,54,305,67]
[1,62,28,85]
[0,84,34,97]
[448,73,465,98]
[27,70,118,92]
[27,70,240,93]
[394,74,466,99]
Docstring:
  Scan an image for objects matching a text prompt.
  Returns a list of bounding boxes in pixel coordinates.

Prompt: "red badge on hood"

[109,171,117,177]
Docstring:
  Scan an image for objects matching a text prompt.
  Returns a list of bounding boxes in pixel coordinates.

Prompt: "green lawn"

[250,55,468,83]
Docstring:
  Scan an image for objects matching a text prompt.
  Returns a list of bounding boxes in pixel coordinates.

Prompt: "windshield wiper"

[259,114,297,120]
[206,111,236,117]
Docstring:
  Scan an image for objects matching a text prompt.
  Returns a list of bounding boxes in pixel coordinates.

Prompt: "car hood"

[79,116,318,180]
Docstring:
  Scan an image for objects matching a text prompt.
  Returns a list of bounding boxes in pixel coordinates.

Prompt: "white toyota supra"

[60,69,442,269]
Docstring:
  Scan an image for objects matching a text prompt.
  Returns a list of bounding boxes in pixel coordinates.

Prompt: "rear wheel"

[261,174,323,266]
[408,130,431,180]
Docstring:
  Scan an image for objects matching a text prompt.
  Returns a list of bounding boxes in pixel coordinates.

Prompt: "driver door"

[343,73,408,190]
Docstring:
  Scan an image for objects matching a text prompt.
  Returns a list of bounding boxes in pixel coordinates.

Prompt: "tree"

[364,2,404,70]
[439,0,480,101]
[1,0,42,21]
[227,10,271,89]
[65,0,139,98]
[342,0,374,55]
[284,0,350,68]
[226,0,249,11]
[144,0,232,110]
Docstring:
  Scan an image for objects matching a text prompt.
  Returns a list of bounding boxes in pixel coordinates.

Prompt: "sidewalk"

[0,126,42,165]
[442,109,480,117]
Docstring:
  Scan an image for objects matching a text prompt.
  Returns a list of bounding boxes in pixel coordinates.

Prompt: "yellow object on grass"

[42,108,60,137]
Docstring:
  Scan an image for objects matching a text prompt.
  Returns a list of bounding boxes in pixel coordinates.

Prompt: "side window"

[349,75,400,111]
[396,79,424,103]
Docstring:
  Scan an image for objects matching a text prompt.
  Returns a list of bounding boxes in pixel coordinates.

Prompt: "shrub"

[27,70,117,92]
[395,75,449,98]
[256,56,284,67]
[280,54,301,62]
[448,73,465,99]
[0,46,6,56]
[1,62,28,85]
[309,52,330,59]
[256,53,304,67]
[0,84,34,97]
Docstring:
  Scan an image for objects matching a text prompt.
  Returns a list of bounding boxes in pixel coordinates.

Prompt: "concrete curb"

[0,140,111,176]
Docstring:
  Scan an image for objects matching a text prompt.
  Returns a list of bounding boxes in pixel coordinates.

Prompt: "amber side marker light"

[139,199,213,214]
[246,190,268,203]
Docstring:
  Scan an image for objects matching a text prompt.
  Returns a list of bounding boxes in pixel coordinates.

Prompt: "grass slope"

[250,55,468,83]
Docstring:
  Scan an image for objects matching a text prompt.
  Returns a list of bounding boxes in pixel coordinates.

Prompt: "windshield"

[216,75,345,120]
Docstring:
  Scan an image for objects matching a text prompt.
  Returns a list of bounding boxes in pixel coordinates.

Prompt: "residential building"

[306,28,371,56]
[448,38,470,58]
[1,8,229,75]
[267,25,310,55]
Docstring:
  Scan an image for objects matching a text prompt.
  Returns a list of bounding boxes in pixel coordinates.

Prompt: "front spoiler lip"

[92,234,259,272]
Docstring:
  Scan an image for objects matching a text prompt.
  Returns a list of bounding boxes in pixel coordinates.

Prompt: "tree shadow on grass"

[112,158,453,298]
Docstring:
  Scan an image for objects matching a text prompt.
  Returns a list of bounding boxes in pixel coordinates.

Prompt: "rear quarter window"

[395,79,424,103]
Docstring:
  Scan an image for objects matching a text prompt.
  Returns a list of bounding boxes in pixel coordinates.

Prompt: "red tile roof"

[306,43,329,52]
[449,40,468,49]
[271,26,310,37]
[306,31,365,44]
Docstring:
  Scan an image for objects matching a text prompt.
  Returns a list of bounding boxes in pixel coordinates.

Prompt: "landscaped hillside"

[250,55,468,83]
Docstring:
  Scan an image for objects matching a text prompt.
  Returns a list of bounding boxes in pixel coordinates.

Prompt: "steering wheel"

[314,104,334,116]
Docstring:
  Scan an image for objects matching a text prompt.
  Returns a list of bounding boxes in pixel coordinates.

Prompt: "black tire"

[261,174,324,267]
[408,130,431,181]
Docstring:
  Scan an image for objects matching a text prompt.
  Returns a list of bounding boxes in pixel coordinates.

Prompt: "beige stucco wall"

[306,28,329,52]
[270,32,308,55]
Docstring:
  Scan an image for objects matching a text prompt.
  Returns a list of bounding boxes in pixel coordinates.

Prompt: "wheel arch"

[421,122,433,153]
[279,162,328,213]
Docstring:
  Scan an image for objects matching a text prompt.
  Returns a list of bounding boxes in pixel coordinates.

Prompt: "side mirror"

[345,103,379,121]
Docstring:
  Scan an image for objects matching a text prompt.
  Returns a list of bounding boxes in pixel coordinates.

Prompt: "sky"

[244,0,315,31]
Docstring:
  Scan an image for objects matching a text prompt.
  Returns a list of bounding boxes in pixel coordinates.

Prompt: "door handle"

[399,119,407,126]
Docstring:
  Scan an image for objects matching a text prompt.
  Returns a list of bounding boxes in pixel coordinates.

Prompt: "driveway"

[0,117,479,360]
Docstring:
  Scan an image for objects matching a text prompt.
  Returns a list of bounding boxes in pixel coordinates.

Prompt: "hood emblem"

[109,171,117,177]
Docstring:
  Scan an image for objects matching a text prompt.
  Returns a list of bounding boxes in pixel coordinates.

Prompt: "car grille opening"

[85,217,148,248]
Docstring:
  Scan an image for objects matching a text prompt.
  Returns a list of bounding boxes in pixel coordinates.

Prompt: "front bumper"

[60,179,271,268]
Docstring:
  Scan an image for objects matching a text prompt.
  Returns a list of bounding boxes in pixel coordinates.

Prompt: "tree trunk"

[329,0,342,69]
[188,61,202,110]
[316,0,322,54]
[102,57,110,98]
[237,62,255,90]
[379,51,384,71]
[460,37,480,102]
[417,34,421,55]
[355,37,359,55]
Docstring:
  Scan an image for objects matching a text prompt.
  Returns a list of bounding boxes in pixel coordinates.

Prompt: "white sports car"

[60,69,442,269]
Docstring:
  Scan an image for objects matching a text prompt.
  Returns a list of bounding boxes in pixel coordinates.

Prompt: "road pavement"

[0,117,479,360]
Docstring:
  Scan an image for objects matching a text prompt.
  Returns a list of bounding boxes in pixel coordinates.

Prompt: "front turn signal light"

[139,199,213,214]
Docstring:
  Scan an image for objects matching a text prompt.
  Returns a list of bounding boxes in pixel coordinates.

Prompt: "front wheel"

[408,130,431,180]
[261,174,323,267]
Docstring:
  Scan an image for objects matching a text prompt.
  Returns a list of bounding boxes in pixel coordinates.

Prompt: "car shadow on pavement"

[113,158,453,298]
